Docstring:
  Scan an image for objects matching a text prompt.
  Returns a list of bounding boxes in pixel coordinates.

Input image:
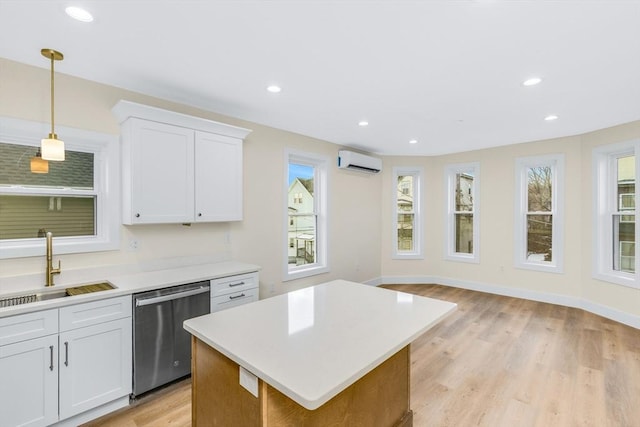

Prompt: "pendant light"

[30,148,49,173]
[41,48,65,161]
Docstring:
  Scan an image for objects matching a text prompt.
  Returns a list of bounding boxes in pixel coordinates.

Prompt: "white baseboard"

[376,275,640,329]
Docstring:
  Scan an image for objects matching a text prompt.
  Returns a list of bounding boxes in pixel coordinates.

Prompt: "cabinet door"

[195,131,243,221]
[127,119,195,223]
[0,335,58,427]
[58,318,132,420]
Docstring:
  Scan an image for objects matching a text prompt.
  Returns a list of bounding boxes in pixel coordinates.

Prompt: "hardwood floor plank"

[84,284,640,427]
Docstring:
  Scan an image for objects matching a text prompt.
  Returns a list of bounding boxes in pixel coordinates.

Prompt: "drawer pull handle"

[64,342,69,367]
[229,281,245,287]
[49,345,54,371]
[229,293,246,300]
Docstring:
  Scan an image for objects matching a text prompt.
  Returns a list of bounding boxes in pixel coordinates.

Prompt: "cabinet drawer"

[0,309,58,347]
[210,272,258,297]
[211,288,258,313]
[60,295,132,332]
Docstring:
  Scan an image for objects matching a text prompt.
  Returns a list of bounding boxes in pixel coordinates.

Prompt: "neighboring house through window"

[593,141,639,288]
[392,167,423,259]
[0,117,119,259]
[445,162,480,263]
[514,154,565,273]
[284,149,328,281]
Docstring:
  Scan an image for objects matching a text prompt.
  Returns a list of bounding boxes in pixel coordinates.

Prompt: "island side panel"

[263,345,411,427]
[192,337,261,427]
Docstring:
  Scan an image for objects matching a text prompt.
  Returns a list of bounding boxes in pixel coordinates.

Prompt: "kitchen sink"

[0,281,116,308]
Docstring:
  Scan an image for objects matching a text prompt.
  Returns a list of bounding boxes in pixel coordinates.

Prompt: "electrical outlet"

[129,239,139,251]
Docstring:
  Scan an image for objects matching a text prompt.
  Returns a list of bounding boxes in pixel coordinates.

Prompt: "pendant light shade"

[41,48,65,161]
[41,135,65,161]
[30,149,49,173]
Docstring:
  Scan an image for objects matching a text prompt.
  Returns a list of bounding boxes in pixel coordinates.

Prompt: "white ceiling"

[1,0,640,156]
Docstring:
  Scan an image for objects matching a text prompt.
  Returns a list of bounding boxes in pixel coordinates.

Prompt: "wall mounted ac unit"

[337,150,382,174]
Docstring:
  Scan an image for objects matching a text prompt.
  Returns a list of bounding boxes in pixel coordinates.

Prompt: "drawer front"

[0,309,58,347]
[210,272,258,298]
[60,295,132,332]
[211,287,258,313]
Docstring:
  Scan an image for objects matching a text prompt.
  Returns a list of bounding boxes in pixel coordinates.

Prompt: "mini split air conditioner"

[337,150,382,174]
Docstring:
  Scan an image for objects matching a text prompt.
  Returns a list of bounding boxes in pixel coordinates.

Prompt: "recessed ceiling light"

[358,121,369,127]
[267,85,281,93]
[523,77,542,86]
[409,139,418,144]
[65,6,93,22]
[544,115,559,121]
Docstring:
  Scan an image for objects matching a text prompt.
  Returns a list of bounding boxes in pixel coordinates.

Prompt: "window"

[284,149,328,281]
[593,141,640,288]
[514,154,564,273]
[0,117,119,259]
[445,163,479,262]
[392,167,423,259]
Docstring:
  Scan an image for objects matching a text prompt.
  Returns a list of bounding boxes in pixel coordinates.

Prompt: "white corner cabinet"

[112,100,252,224]
[210,272,259,312]
[0,296,132,427]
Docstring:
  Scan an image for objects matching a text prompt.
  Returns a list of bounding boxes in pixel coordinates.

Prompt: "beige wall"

[0,58,382,296]
[381,123,640,320]
[2,57,639,322]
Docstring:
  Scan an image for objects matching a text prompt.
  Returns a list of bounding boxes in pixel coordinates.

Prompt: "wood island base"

[191,337,413,427]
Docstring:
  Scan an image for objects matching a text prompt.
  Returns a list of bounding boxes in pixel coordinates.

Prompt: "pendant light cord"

[50,53,55,136]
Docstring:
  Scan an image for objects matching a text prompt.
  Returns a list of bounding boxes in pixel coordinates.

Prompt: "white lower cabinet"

[0,335,58,427]
[58,317,132,420]
[210,272,259,313]
[0,296,132,427]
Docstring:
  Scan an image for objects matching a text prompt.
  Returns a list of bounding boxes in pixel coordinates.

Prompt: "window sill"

[283,265,329,282]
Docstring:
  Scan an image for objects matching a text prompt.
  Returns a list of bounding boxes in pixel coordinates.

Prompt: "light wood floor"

[83,284,640,427]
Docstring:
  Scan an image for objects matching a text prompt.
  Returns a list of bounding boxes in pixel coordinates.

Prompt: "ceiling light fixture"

[409,139,418,144]
[544,114,559,121]
[40,48,65,161]
[65,6,93,22]
[267,85,281,93]
[358,121,369,127]
[523,77,542,86]
[30,149,49,174]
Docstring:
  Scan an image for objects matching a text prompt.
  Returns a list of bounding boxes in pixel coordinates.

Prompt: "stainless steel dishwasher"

[132,280,210,397]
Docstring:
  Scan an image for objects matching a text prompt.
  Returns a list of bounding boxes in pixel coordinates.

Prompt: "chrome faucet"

[45,231,61,286]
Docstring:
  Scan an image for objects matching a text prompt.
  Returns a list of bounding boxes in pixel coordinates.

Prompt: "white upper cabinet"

[112,101,252,224]
[195,131,243,222]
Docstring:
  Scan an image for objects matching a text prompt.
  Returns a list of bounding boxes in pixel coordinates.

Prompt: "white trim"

[375,275,640,329]
[444,162,480,263]
[283,149,330,282]
[111,100,251,139]
[0,117,120,259]
[391,167,424,259]
[514,154,565,273]
[592,140,640,289]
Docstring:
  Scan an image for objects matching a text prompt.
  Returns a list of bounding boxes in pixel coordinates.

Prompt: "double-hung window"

[445,163,479,262]
[284,149,328,281]
[392,167,422,259]
[514,154,564,273]
[0,117,119,259]
[593,141,639,288]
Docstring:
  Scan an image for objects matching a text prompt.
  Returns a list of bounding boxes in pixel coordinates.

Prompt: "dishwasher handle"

[135,286,210,307]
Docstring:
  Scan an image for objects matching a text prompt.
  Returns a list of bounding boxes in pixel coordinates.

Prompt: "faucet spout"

[45,231,61,287]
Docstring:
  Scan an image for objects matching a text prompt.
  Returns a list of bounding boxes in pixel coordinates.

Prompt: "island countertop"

[183,279,457,410]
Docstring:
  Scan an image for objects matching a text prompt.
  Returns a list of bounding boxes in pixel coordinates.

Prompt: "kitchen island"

[184,280,456,426]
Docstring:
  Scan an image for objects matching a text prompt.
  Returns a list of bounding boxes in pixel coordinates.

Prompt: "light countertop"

[184,279,457,410]
[0,261,260,318]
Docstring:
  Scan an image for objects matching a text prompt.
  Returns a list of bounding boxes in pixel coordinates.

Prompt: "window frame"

[392,166,423,259]
[514,154,565,273]
[283,149,329,281]
[593,140,640,288]
[0,117,119,259]
[444,162,480,263]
